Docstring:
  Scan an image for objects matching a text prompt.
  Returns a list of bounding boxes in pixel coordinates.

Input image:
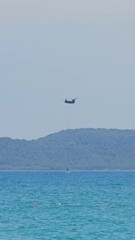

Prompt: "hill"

[0,128,135,170]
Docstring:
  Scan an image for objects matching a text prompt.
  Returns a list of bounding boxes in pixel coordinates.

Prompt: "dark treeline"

[0,128,135,170]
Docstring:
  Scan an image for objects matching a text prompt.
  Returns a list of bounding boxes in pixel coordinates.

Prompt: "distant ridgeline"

[0,128,135,170]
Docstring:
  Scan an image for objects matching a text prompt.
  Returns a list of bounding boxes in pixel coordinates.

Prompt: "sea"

[0,171,135,240]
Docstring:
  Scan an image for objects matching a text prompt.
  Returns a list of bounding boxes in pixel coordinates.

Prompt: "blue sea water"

[0,171,135,240]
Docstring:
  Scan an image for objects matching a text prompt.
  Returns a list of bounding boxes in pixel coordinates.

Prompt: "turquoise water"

[0,171,135,240]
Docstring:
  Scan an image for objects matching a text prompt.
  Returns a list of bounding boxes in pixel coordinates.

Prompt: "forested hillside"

[0,128,135,170]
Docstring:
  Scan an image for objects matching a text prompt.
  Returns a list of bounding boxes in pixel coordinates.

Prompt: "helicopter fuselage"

[64,99,76,104]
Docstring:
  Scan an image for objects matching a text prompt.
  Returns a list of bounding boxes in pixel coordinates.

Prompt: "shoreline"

[0,169,135,172]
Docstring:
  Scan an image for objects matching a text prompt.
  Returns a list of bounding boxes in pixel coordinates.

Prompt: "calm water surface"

[0,171,135,240]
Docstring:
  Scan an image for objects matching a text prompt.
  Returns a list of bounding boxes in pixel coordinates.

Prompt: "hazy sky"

[0,0,135,139]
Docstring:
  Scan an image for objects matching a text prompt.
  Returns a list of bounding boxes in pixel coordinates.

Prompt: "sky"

[0,0,135,139]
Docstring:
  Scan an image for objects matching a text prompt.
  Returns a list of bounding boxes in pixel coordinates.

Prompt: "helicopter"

[64,98,77,104]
